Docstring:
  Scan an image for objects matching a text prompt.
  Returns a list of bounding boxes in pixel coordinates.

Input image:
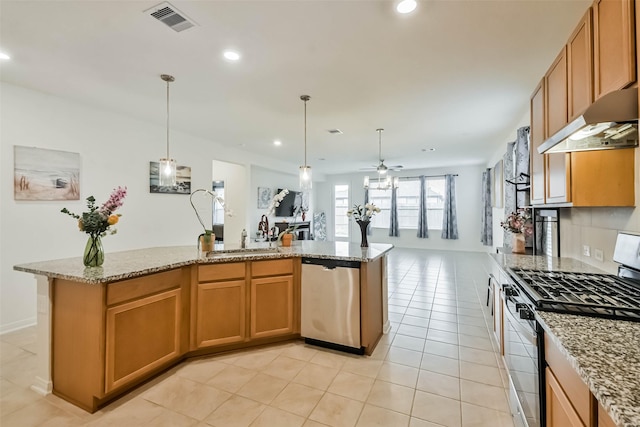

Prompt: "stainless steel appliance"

[300,258,363,354]
[532,208,560,258]
[502,232,640,427]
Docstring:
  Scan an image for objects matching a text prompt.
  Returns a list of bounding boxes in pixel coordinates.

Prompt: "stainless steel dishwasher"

[301,258,363,354]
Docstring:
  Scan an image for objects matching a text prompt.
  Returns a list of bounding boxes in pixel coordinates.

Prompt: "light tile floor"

[0,248,515,427]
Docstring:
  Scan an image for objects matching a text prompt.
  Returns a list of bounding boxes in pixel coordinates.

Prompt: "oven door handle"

[504,297,537,346]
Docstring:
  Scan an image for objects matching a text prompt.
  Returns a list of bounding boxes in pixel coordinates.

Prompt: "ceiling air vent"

[328,129,343,134]
[145,2,197,32]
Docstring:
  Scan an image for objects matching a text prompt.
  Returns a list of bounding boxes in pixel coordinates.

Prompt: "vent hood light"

[538,88,638,154]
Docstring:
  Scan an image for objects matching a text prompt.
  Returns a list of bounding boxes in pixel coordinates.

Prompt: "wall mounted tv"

[275,189,301,217]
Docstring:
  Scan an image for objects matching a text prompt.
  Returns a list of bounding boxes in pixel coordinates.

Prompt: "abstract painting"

[14,146,80,200]
[149,161,191,194]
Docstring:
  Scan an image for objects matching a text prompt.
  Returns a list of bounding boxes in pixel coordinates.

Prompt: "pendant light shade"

[299,95,312,190]
[159,74,177,187]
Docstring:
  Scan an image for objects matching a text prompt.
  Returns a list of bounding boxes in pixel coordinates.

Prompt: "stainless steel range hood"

[538,87,638,154]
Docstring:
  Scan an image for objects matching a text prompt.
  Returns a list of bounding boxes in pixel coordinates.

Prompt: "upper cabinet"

[529,1,637,207]
[593,0,637,99]
[568,9,594,120]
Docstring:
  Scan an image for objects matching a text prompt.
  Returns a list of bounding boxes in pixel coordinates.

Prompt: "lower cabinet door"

[546,367,586,427]
[105,288,181,393]
[195,280,246,348]
[250,275,294,339]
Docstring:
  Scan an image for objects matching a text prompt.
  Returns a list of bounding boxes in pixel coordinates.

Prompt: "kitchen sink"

[205,247,280,258]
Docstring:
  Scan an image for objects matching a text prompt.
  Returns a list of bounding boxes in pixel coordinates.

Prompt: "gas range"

[507,268,640,322]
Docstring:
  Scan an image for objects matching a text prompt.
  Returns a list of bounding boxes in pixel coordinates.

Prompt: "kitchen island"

[14,241,393,413]
[490,254,640,427]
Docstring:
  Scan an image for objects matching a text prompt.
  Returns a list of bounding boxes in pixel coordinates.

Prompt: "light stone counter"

[14,241,393,284]
[489,253,640,427]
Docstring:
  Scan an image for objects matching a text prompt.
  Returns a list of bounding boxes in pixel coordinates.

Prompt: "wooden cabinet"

[546,47,569,138]
[568,8,594,120]
[105,288,181,392]
[250,258,296,339]
[52,268,186,412]
[593,0,636,100]
[193,263,246,349]
[546,367,587,427]
[570,148,635,206]
[530,80,546,205]
[597,402,618,427]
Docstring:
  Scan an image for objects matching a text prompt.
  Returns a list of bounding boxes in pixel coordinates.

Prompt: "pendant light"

[299,95,312,190]
[364,128,394,190]
[159,74,177,187]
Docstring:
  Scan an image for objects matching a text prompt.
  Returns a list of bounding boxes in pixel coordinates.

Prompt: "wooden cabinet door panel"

[545,47,569,138]
[568,8,594,120]
[546,367,586,427]
[593,0,636,99]
[546,153,571,203]
[530,80,546,205]
[251,276,294,339]
[105,288,181,393]
[195,280,246,348]
[570,149,635,206]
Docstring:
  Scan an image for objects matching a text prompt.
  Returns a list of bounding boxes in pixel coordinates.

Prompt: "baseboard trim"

[0,317,36,335]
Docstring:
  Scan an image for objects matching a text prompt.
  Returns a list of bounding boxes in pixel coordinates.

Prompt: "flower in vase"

[61,186,127,237]
[347,203,381,222]
[500,209,533,236]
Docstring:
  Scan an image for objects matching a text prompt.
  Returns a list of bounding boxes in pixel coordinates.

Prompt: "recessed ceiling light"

[0,51,11,60]
[273,140,282,146]
[396,0,417,14]
[223,50,240,61]
[429,148,436,151]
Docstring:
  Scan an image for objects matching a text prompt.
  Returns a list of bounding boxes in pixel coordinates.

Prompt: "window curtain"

[389,186,399,237]
[364,188,371,235]
[417,175,428,238]
[441,174,458,240]
[481,169,493,246]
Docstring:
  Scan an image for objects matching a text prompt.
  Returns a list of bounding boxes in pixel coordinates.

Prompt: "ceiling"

[0,0,591,175]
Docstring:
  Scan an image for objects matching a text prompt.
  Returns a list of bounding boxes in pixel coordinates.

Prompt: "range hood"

[538,87,638,154]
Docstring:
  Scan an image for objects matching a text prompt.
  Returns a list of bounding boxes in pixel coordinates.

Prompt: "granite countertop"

[489,253,640,427]
[13,241,393,284]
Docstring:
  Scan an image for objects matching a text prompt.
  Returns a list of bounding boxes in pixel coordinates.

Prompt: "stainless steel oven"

[502,283,545,427]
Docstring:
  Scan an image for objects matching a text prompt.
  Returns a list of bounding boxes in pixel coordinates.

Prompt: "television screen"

[275,189,300,217]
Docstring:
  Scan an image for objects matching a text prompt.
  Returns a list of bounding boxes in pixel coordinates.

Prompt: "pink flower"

[100,186,127,216]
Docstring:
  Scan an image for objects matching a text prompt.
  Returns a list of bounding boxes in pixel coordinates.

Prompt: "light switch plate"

[583,245,591,257]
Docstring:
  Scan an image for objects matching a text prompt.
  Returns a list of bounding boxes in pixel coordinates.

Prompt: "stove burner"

[508,268,640,322]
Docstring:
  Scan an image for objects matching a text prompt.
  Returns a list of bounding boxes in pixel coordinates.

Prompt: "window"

[334,184,349,238]
[368,177,446,230]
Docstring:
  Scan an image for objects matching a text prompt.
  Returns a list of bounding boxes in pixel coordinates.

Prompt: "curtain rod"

[394,174,458,180]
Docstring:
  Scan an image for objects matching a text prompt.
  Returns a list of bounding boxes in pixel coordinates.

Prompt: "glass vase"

[357,220,370,248]
[83,234,104,267]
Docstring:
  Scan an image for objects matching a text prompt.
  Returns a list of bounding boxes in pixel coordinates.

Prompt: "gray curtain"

[441,174,458,240]
[364,188,371,235]
[481,169,493,246]
[417,175,428,238]
[389,186,399,237]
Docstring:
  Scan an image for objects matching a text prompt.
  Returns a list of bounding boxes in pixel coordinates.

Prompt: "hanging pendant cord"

[166,79,170,159]
[304,98,307,167]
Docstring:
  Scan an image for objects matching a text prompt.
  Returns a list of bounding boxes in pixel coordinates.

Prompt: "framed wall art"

[14,145,80,201]
[257,187,272,208]
[492,159,503,208]
[149,161,191,194]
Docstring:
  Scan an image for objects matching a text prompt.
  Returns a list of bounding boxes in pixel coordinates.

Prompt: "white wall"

[315,165,488,252]
[0,82,299,333]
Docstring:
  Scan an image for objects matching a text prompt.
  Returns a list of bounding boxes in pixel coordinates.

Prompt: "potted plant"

[347,203,381,247]
[278,223,300,247]
[190,189,232,252]
[500,209,533,254]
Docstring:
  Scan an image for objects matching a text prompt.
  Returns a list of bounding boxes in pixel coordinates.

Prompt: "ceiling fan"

[360,128,404,174]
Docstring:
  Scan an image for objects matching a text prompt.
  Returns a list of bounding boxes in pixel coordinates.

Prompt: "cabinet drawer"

[107,269,182,306]
[251,258,294,277]
[545,334,593,426]
[199,262,246,282]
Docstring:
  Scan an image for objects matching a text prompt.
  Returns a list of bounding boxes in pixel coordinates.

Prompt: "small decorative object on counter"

[347,203,381,247]
[241,228,247,248]
[278,222,300,247]
[190,189,232,251]
[281,232,293,247]
[61,186,127,267]
[500,209,533,254]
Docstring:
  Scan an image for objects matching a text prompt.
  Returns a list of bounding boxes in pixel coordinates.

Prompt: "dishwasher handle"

[302,257,361,269]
